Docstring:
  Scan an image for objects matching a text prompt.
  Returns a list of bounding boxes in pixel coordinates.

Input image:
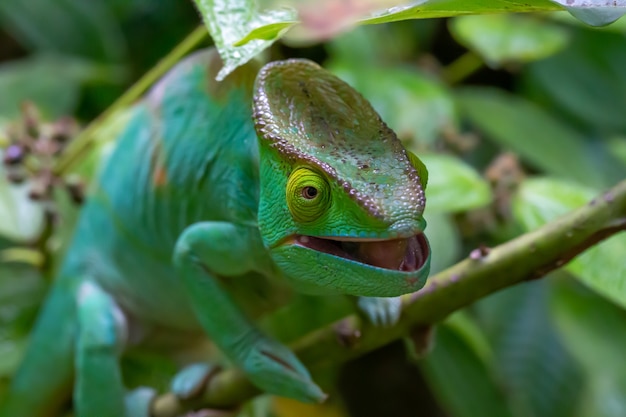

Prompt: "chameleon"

[0,48,430,417]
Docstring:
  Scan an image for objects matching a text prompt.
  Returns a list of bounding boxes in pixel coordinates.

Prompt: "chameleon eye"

[302,186,318,199]
[407,150,429,190]
[287,167,330,223]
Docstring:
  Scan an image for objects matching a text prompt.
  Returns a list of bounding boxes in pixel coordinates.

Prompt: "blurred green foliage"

[1,1,626,416]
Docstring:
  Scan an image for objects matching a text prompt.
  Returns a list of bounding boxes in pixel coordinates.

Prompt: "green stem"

[443,50,484,85]
[152,178,626,416]
[53,26,209,176]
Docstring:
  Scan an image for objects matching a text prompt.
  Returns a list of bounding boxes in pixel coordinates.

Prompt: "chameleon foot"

[125,387,157,417]
[171,363,219,399]
[243,336,327,403]
[357,296,402,327]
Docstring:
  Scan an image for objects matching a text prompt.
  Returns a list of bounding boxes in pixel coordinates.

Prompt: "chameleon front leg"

[173,221,326,403]
[74,281,154,417]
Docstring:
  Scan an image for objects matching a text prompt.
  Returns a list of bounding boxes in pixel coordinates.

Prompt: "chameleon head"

[253,59,431,297]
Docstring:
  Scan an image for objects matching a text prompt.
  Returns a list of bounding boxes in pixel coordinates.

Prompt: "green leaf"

[419,154,492,213]
[607,136,626,166]
[420,324,513,417]
[476,282,584,417]
[449,14,570,67]
[198,1,626,78]
[0,54,125,119]
[444,311,493,364]
[329,63,457,145]
[325,23,436,66]
[513,177,626,309]
[456,87,626,188]
[561,2,626,26]
[0,151,44,243]
[551,281,626,417]
[0,0,126,62]
[550,10,626,33]
[525,29,626,135]
[360,1,626,26]
[192,0,297,81]
[423,213,460,274]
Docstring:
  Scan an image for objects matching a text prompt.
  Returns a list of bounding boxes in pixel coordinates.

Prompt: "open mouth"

[293,233,429,272]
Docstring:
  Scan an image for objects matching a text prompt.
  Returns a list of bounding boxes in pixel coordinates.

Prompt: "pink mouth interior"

[294,234,429,271]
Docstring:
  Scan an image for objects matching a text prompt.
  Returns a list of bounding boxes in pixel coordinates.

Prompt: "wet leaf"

[513,177,626,309]
[560,2,626,26]
[360,1,626,26]
[192,0,297,81]
[198,0,626,79]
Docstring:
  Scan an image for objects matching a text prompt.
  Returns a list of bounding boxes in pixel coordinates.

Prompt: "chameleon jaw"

[293,233,429,272]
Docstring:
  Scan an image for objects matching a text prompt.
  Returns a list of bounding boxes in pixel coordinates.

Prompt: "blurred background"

[1,1,626,416]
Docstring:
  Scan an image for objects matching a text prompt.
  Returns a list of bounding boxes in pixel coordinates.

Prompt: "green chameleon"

[0,48,430,417]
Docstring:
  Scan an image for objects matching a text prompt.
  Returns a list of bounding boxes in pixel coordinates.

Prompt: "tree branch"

[151,179,626,417]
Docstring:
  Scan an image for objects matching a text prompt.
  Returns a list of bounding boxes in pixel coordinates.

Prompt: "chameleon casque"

[0,48,431,417]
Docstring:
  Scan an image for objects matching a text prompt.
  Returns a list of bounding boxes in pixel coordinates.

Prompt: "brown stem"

[152,179,626,417]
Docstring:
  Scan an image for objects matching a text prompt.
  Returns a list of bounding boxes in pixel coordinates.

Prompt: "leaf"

[513,177,626,309]
[329,62,457,145]
[192,0,297,81]
[419,154,492,213]
[0,0,126,62]
[0,54,125,119]
[423,213,460,274]
[560,2,626,26]
[360,1,626,26]
[325,23,435,66]
[444,311,493,364]
[420,324,514,417]
[198,0,626,79]
[476,281,584,417]
[524,28,626,135]
[607,136,626,166]
[550,10,626,33]
[449,14,570,67]
[551,281,626,417]
[456,87,626,188]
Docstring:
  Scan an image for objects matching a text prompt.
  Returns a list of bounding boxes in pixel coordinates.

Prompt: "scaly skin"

[0,48,430,417]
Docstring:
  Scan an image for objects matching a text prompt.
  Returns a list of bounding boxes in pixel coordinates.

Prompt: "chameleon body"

[0,49,430,417]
